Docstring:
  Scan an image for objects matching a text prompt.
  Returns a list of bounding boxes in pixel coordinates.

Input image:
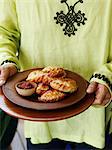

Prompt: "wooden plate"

[0,87,94,121]
[2,68,88,110]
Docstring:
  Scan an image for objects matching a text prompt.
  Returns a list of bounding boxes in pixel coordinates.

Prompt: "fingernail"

[0,80,6,86]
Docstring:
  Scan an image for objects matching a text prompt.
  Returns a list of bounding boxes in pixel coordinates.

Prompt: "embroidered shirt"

[0,0,112,148]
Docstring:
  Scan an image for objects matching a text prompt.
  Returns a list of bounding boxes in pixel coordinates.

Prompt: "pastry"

[36,83,50,95]
[50,78,78,93]
[26,70,53,84]
[42,66,66,77]
[38,89,66,102]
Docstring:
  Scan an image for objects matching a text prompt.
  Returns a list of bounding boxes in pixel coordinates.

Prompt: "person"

[0,0,112,149]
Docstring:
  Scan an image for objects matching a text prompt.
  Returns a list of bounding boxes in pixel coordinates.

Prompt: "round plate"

[2,68,88,110]
[0,87,94,121]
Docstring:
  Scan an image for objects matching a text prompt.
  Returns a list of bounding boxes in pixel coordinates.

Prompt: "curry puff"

[50,78,78,93]
[26,70,53,85]
[38,89,66,102]
[42,66,66,78]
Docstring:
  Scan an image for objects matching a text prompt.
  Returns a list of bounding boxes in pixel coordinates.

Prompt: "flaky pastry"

[38,89,66,102]
[50,78,78,93]
[36,83,50,95]
[26,70,53,84]
[42,66,66,78]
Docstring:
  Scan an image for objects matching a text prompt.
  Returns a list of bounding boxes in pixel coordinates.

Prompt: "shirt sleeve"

[90,12,112,102]
[0,0,20,68]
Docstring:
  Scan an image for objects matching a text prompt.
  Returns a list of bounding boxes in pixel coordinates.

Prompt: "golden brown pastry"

[38,89,66,102]
[26,70,44,82]
[42,66,66,78]
[50,78,78,93]
[36,83,50,95]
[26,70,53,84]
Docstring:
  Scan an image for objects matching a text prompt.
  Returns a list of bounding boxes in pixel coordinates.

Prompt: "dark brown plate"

[0,87,94,121]
[2,68,88,110]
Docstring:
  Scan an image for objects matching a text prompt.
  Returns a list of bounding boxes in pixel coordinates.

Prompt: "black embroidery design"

[54,0,87,37]
[1,60,17,65]
[1,60,19,70]
[90,74,112,91]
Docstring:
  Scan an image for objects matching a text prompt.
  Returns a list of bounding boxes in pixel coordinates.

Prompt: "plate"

[2,68,88,110]
[0,87,94,121]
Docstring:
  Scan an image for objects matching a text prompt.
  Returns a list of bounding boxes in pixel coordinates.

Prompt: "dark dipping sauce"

[17,81,34,89]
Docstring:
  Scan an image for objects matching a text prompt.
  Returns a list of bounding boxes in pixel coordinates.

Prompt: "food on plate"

[26,70,53,84]
[38,89,66,102]
[36,83,50,95]
[26,70,45,82]
[15,81,37,96]
[42,66,66,77]
[50,78,78,93]
[15,66,78,102]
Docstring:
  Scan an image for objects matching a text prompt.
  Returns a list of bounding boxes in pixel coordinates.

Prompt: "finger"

[105,92,111,100]
[94,91,105,105]
[0,79,6,86]
[9,65,17,76]
[93,85,107,105]
[101,98,110,106]
[2,63,17,77]
[0,67,10,86]
[86,82,98,93]
[101,93,111,106]
[93,94,106,105]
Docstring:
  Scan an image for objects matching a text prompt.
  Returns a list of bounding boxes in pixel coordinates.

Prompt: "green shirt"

[0,0,112,148]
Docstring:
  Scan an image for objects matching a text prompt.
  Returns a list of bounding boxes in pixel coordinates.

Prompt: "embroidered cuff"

[1,60,19,71]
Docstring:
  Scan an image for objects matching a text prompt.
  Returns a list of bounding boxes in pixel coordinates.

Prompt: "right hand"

[0,63,18,86]
[87,82,111,106]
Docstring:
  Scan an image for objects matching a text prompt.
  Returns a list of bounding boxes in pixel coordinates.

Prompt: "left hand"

[0,63,17,86]
[86,82,111,106]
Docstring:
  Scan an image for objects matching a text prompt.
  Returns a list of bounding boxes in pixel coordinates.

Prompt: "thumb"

[86,82,98,93]
[0,67,10,86]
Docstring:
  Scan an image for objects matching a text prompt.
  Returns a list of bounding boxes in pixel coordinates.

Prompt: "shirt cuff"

[1,60,20,71]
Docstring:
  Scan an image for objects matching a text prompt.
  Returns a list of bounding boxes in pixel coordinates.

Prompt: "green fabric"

[0,0,20,67]
[0,0,112,148]
[0,109,11,142]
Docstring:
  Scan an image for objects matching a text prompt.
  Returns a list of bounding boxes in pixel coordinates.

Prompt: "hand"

[86,82,111,106]
[0,63,18,86]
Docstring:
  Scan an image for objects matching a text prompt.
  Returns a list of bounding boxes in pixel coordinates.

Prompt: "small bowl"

[15,81,37,96]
